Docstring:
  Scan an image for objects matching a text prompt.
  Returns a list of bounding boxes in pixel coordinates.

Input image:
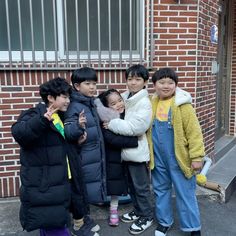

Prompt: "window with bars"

[0,0,152,70]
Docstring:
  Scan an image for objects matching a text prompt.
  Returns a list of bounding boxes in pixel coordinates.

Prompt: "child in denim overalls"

[147,68,205,236]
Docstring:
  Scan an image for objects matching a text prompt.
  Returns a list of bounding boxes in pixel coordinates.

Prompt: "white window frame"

[0,0,145,63]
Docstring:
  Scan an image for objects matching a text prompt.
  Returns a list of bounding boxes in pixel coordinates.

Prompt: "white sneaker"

[129,217,153,235]
[121,210,140,223]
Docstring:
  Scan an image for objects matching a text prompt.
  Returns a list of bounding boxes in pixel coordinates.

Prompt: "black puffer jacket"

[11,103,84,232]
[102,128,138,195]
[64,91,106,203]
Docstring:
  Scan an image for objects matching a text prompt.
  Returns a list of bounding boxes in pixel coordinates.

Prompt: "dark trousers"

[125,162,153,219]
[70,181,90,220]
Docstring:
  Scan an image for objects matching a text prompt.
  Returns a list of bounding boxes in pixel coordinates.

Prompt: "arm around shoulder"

[103,128,138,148]
[108,98,152,136]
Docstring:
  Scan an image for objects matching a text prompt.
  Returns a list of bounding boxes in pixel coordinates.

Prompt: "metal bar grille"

[29,0,36,67]
[97,0,101,67]
[64,0,69,66]
[129,0,133,65]
[52,0,58,67]
[75,0,80,66]
[41,0,47,66]
[119,0,122,66]
[0,0,153,70]
[17,0,24,67]
[5,0,12,68]
[86,0,91,67]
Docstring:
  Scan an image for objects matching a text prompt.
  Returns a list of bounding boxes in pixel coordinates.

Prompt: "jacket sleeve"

[64,104,85,142]
[102,128,138,148]
[11,108,50,148]
[181,104,205,160]
[107,99,152,136]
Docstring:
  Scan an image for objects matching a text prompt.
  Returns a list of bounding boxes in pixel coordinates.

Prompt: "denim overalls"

[151,110,201,232]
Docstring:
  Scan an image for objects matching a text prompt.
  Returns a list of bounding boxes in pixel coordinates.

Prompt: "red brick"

[0,172,15,177]
[2,98,24,104]
[6,166,20,171]
[5,155,20,160]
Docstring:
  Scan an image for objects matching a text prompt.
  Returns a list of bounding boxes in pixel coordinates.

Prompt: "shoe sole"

[91,224,100,232]
[128,220,153,235]
[109,223,119,227]
[121,217,140,223]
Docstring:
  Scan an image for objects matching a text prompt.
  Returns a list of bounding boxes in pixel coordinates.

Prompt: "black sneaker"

[84,215,100,232]
[129,217,153,235]
[191,231,201,236]
[155,223,170,236]
[121,210,140,223]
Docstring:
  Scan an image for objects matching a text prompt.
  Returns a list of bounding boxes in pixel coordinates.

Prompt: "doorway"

[215,0,233,139]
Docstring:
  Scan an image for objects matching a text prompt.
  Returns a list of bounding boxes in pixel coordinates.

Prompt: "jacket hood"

[122,89,149,105]
[94,98,120,122]
[70,90,94,105]
[36,103,47,114]
[175,87,192,106]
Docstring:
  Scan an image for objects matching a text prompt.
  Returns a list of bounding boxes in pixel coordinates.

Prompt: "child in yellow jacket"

[147,67,205,236]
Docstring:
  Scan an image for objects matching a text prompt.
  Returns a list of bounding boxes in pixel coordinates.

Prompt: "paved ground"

[0,188,236,236]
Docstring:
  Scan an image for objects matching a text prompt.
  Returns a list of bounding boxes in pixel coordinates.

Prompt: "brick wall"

[153,0,219,155]
[196,0,219,155]
[0,0,221,197]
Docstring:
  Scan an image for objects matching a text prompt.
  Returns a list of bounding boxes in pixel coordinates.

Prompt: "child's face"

[126,76,147,94]
[107,92,125,114]
[74,80,97,97]
[154,77,176,100]
[48,94,70,112]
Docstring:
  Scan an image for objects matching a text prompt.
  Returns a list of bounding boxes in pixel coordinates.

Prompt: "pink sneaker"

[109,209,119,226]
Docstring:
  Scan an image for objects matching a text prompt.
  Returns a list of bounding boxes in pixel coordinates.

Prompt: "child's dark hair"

[98,89,121,107]
[71,67,98,88]
[125,64,149,81]
[39,77,72,105]
[152,67,178,85]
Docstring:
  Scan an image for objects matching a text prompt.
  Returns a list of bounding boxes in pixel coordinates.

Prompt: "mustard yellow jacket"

[147,87,205,179]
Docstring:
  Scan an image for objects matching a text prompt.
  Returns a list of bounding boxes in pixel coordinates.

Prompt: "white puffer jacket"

[108,89,152,162]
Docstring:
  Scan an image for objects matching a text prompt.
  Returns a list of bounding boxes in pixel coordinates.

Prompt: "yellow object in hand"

[196,174,207,185]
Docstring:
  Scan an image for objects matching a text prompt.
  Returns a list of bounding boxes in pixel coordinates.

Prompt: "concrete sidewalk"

[1,187,236,236]
[1,137,235,235]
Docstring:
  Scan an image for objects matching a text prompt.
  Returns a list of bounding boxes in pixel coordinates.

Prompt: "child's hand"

[44,104,58,121]
[78,132,87,144]
[78,110,87,128]
[102,121,109,129]
[191,161,203,174]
